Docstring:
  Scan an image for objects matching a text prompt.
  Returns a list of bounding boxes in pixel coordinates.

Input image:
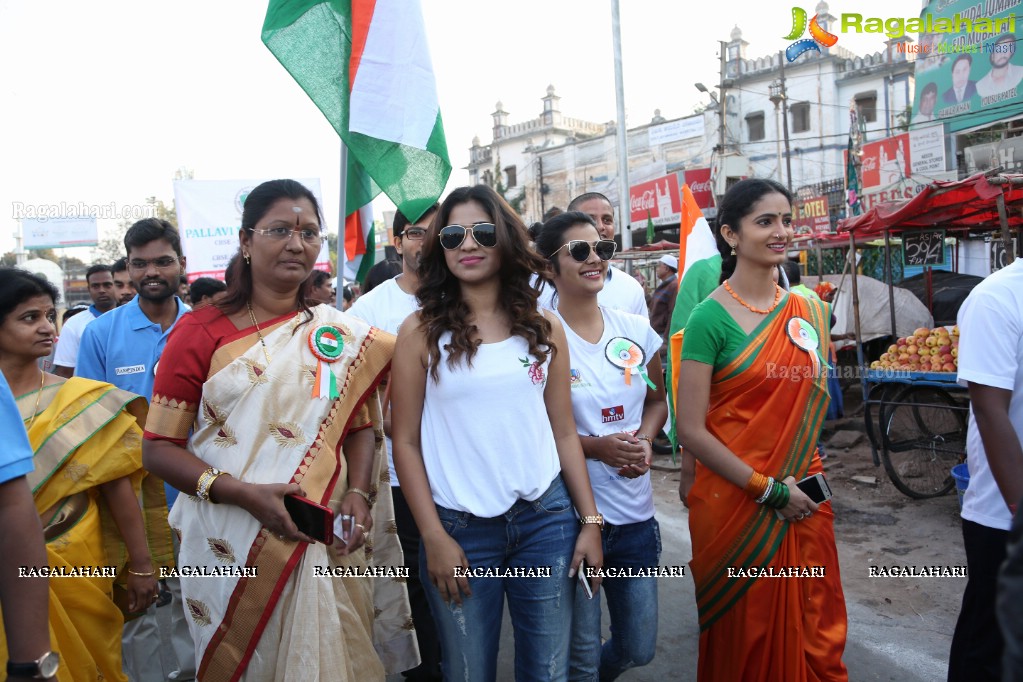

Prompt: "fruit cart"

[837,172,1023,498]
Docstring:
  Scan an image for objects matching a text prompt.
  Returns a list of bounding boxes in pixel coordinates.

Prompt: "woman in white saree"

[142,179,417,681]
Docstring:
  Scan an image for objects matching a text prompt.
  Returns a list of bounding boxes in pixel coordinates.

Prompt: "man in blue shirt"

[0,372,58,679]
[76,218,194,682]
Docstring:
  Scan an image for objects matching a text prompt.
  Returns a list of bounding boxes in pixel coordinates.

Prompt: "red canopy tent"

[837,172,1023,236]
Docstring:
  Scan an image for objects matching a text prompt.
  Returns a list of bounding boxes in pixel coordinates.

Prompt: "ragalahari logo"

[784,7,839,62]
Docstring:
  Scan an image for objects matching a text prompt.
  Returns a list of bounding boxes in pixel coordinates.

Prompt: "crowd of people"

[0,175,1019,682]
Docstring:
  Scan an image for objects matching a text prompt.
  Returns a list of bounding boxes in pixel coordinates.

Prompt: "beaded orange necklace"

[723,280,783,315]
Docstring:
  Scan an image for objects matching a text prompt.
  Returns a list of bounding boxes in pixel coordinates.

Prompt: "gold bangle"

[195,467,217,501]
[344,487,371,504]
[206,471,231,504]
[635,434,652,443]
[128,568,155,577]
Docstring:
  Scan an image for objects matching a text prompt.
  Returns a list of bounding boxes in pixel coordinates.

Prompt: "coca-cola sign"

[628,173,681,228]
[860,133,911,190]
[684,168,714,209]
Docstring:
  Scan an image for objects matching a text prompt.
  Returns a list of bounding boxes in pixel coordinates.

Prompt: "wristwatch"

[7,651,59,679]
[579,514,605,530]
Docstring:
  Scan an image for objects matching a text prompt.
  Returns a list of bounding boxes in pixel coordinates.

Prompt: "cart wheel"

[863,382,901,451]
[881,385,966,499]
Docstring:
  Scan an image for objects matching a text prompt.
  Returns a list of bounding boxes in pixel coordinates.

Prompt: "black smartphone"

[796,473,833,504]
[284,494,335,545]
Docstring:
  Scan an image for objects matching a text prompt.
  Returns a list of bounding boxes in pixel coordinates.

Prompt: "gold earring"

[729,245,736,256]
[243,252,251,265]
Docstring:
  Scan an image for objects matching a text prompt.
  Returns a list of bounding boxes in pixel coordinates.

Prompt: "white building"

[466,85,606,220]
[466,1,923,231]
[722,3,917,196]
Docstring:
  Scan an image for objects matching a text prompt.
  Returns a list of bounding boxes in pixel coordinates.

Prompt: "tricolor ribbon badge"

[783,7,838,62]
[604,337,657,390]
[785,317,832,376]
[308,325,345,400]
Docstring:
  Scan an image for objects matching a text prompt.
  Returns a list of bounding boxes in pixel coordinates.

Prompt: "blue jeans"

[569,517,661,681]
[421,476,578,682]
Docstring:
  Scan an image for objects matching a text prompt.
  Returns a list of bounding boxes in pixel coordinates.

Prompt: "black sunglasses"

[438,223,498,250]
[551,239,618,262]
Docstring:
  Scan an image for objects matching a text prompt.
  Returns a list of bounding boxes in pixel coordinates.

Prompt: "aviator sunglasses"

[438,223,498,250]
[551,239,618,262]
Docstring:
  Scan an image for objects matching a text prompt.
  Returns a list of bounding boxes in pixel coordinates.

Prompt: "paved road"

[386,458,957,681]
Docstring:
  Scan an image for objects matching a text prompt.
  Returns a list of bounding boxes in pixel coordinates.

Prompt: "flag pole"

[336,141,348,310]
[611,0,632,269]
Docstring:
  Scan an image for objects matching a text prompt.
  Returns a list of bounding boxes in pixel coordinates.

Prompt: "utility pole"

[779,50,793,192]
[611,0,632,259]
[718,41,727,154]
[537,155,546,218]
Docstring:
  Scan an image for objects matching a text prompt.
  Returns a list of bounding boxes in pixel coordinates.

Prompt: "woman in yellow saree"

[0,267,171,681]
[142,180,416,681]
[675,179,848,682]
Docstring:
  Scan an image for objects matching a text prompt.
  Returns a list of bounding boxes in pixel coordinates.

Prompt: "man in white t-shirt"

[53,264,117,378]
[539,193,648,316]
[948,258,1023,682]
[346,203,441,682]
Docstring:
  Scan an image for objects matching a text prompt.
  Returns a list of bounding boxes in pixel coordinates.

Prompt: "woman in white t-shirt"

[391,185,604,682]
[535,211,669,680]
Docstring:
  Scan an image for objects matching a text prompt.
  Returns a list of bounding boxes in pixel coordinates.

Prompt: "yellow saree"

[0,377,172,682]
[146,306,417,682]
[674,294,848,682]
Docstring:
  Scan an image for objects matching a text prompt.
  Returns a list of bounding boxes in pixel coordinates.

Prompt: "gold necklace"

[724,280,782,315]
[25,371,46,431]
[247,303,273,365]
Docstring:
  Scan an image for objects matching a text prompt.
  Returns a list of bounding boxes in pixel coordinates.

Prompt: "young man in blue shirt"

[76,218,194,682]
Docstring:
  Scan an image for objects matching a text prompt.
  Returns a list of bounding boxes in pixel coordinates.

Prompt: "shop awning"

[837,172,1023,236]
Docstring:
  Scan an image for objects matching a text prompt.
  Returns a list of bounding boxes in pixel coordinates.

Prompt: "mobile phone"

[797,473,833,504]
[577,558,594,600]
[775,473,833,520]
[284,494,335,545]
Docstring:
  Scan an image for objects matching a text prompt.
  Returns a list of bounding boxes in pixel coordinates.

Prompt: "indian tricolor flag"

[262,0,451,261]
[344,202,375,282]
[677,182,718,278]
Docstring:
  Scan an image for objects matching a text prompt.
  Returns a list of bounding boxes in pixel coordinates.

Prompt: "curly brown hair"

[416,185,553,381]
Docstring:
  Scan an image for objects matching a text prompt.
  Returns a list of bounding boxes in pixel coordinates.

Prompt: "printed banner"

[629,173,681,229]
[684,168,714,209]
[857,130,949,210]
[793,195,832,235]
[910,0,1021,132]
[22,217,98,249]
[173,179,329,281]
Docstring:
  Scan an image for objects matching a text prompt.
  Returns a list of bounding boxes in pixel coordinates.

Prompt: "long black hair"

[416,185,553,381]
[0,268,59,326]
[716,178,793,283]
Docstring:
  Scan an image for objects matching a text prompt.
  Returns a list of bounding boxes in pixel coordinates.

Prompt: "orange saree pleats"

[679,294,848,682]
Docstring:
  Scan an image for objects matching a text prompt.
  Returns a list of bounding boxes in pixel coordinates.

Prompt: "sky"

[0,0,924,259]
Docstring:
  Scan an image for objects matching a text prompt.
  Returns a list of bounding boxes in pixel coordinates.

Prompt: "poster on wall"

[628,173,681,230]
[793,195,832,235]
[911,0,1021,132]
[856,130,949,210]
[173,179,330,281]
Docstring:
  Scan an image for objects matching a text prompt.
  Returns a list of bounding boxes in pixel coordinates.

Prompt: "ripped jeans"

[421,476,578,682]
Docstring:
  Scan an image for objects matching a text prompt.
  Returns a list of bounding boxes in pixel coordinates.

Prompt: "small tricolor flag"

[677,183,718,279]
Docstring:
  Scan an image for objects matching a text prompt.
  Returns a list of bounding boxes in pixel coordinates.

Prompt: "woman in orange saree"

[675,178,848,682]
